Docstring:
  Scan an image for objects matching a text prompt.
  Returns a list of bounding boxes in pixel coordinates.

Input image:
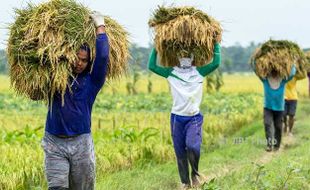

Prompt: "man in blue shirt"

[41,12,109,190]
[257,65,296,152]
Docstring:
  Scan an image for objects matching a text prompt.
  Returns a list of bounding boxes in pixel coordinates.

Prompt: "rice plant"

[251,40,308,79]
[7,0,129,103]
[149,6,222,67]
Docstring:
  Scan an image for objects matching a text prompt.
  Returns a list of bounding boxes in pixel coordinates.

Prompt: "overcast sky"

[0,0,309,49]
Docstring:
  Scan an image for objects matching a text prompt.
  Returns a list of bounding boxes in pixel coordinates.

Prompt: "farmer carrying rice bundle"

[7,0,129,189]
[148,6,222,189]
[282,50,310,137]
[7,0,129,103]
[251,40,307,152]
[283,76,298,137]
[305,51,310,97]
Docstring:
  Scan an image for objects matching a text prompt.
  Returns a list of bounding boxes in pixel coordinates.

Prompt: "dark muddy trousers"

[170,113,203,185]
[42,132,95,190]
[264,108,283,148]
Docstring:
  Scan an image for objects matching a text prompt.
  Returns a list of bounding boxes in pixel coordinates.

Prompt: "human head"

[178,54,194,69]
[270,69,279,78]
[72,43,91,74]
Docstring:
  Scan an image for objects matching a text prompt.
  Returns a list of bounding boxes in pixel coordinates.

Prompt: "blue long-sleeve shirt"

[262,65,296,111]
[45,33,109,136]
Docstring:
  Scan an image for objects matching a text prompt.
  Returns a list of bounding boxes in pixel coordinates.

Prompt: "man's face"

[72,49,89,74]
[271,69,279,78]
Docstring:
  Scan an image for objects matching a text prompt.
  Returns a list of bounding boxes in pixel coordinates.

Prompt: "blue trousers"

[170,113,203,184]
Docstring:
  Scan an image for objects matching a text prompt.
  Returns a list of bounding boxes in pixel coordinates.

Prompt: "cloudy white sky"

[0,0,309,49]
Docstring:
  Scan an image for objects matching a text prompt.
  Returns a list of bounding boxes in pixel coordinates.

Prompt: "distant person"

[41,12,109,190]
[255,65,296,152]
[308,72,310,97]
[148,44,221,189]
[283,77,298,136]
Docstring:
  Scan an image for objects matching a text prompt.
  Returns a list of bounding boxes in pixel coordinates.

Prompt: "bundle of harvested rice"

[251,40,308,79]
[148,6,222,67]
[7,0,129,102]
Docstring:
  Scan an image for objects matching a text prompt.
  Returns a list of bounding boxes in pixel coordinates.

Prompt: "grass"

[212,99,310,190]
[0,73,309,189]
[96,99,310,190]
[95,120,265,190]
[1,73,308,96]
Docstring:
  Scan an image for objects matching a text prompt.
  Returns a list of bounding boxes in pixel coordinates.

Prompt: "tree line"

[1,43,308,74]
[128,42,260,73]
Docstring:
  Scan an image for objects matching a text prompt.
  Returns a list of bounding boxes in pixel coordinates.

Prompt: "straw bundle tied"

[148,6,222,67]
[7,0,129,103]
[251,40,308,79]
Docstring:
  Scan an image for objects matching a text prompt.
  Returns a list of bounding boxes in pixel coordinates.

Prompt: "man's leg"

[68,134,95,190]
[283,115,288,133]
[170,114,190,185]
[288,100,297,134]
[288,115,295,134]
[283,100,288,133]
[42,133,70,189]
[185,113,203,186]
[274,111,284,150]
[263,108,273,151]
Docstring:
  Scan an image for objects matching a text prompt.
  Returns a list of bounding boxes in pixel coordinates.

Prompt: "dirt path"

[199,124,300,187]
